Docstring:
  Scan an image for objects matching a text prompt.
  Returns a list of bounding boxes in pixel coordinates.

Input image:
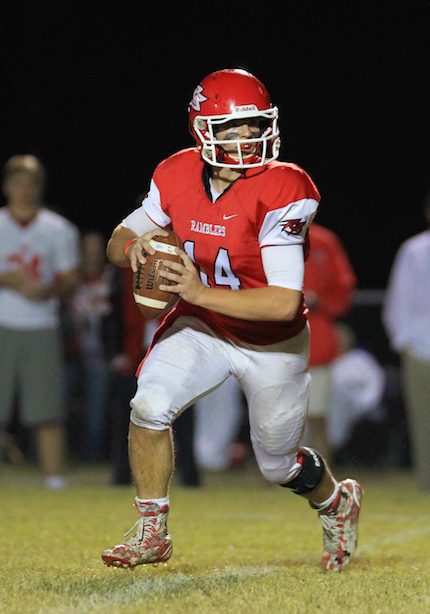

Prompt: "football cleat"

[101,502,172,569]
[318,478,363,572]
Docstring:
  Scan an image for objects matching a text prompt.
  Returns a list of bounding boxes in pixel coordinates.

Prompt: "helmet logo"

[234,105,258,112]
[189,85,208,111]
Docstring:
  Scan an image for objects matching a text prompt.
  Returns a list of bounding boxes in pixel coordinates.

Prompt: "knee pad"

[130,379,175,430]
[279,447,325,494]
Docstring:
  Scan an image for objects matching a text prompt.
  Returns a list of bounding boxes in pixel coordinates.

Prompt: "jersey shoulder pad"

[257,162,320,221]
[265,161,320,200]
[153,148,203,198]
[155,147,201,179]
[150,148,202,204]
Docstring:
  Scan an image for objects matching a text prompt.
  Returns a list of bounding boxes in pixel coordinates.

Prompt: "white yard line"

[45,566,281,613]
[43,527,430,613]
[358,525,430,553]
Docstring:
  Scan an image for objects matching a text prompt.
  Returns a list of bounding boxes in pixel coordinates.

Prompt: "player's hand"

[21,280,51,301]
[127,229,169,273]
[4,268,48,300]
[3,267,31,292]
[159,249,205,305]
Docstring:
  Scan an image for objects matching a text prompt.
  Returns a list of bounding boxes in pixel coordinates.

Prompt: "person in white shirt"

[382,193,430,491]
[0,154,79,489]
[328,323,386,451]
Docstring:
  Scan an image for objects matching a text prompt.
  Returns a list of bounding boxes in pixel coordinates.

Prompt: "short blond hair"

[1,154,46,186]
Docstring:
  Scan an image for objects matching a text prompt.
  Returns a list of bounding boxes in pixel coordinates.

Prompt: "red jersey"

[125,148,320,346]
[304,224,357,365]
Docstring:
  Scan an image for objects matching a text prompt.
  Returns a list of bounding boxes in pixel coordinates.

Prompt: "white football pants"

[194,376,244,471]
[130,316,310,484]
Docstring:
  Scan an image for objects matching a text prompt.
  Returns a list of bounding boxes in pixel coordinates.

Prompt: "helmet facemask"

[193,107,280,169]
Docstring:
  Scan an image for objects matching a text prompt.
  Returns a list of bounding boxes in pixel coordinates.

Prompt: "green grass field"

[1,463,429,613]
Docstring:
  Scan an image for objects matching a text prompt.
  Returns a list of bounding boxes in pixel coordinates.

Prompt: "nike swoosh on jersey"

[223,213,239,220]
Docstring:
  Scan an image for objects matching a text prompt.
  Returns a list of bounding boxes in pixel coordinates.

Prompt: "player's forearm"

[50,270,79,299]
[106,225,138,268]
[194,285,302,321]
[0,271,18,288]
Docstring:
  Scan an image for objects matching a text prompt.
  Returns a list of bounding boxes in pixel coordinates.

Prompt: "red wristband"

[123,238,138,259]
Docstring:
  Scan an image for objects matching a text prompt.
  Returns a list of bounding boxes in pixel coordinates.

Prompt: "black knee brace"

[279,447,325,494]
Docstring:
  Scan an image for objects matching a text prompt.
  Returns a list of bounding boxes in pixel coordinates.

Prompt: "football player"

[102,69,363,572]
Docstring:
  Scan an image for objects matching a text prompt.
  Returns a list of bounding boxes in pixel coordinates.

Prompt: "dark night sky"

[2,1,429,289]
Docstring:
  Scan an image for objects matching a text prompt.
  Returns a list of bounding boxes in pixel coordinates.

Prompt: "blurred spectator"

[382,193,430,490]
[303,223,357,462]
[0,154,79,489]
[328,323,386,454]
[382,365,410,468]
[0,430,25,465]
[65,231,114,461]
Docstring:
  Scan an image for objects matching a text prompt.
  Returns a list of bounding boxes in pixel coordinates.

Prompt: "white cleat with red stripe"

[101,502,172,569]
[319,478,363,572]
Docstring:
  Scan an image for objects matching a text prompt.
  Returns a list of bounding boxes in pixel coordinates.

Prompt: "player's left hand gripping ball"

[133,230,183,319]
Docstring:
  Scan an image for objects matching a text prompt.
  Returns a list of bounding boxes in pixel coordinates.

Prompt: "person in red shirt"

[101,69,363,572]
[304,223,357,462]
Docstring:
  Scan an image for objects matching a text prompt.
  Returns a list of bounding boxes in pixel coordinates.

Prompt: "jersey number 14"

[184,240,241,290]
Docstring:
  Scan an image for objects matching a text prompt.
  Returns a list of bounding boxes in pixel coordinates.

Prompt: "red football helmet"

[188,69,280,169]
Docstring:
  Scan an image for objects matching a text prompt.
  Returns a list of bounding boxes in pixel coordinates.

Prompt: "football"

[133,231,183,319]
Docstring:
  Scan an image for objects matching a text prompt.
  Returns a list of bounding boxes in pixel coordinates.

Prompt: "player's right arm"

[106,223,169,271]
[107,179,171,271]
